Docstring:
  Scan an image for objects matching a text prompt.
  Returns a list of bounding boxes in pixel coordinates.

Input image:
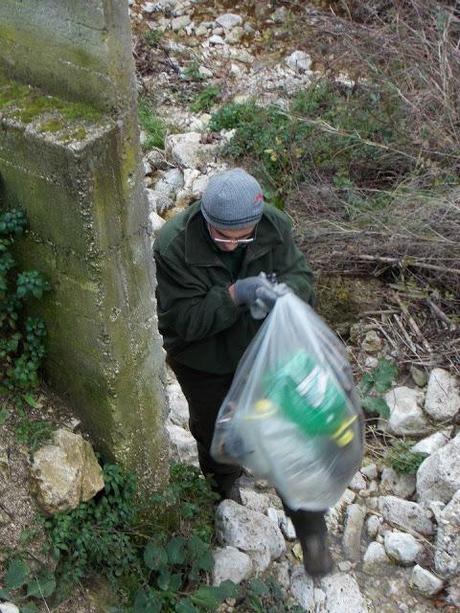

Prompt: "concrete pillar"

[0,0,168,492]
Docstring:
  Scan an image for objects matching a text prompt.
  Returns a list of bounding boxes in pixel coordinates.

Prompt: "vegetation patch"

[0,463,299,612]
[191,85,220,113]
[138,98,167,149]
[0,208,49,393]
[385,440,428,475]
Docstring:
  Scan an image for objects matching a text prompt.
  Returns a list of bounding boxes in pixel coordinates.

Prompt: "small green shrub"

[209,80,411,212]
[191,85,220,113]
[358,358,398,418]
[0,208,49,393]
[183,61,205,82]
[138,100,166,149]
[385,440,428,474]
[143,29,163,47]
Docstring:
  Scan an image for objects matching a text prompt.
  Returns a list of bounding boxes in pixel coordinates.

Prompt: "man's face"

[208,224,257,252]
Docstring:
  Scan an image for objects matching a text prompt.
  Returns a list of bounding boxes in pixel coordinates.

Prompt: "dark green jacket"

[153,201,314,374]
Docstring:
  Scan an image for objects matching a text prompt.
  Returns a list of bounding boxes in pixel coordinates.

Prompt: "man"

[154,167,333,576]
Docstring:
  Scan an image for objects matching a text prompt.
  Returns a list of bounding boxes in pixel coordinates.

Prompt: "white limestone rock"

[30,429,104,515]
[146,189,173,215]
[165,132,216,169]
[208,34,225,45]
[416,432,460,503]
[165,379,189,428]
[361,463,378,480]
[239,488,272,514]
[342,504,366,562]
[165,423,198,466]
[326,488,356,534]
[286,51,312,74]
[363,541,390,573]
[380,467,416,499]
[349,471,367,492]
[434,489,460,579]
[272,559,290,590]
[384,387,430,436]
[0,605,20,613]
[215,13,242,30]
[410,429,451,455]
[410,565,444,596]
[280,514,296,540]
[212,546,252,585]
[149,210,165,235]
[215,500,285,573]
[378,496,434,536]
[361,330,383,353]
[320,572,368,612]
[424,368,460,421]
[155,168,184,197]
[225,26,244,45]
[384,531,423,565]
[290,566,315,610]
[171,15,191,31]
[447,583,460,608]
[365,515,381,539]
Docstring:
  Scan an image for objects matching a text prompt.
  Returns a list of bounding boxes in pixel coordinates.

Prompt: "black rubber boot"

[284,506,333,577]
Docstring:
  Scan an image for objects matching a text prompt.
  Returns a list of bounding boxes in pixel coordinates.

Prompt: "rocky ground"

[1,1,459,612]
[131,0,460,610]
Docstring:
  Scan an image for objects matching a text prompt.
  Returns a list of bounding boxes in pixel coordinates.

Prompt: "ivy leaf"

[373,359,398,393]
[5,558,28,590]
[23,394,42,409]
[248,578,269,597]
[157,569,172,591]
[143,541,168,571]
[166,536,186,565]
[175,598,199,613]
[216,580,239,600]
[191,586,226,610]
[133,588,162,613]
[190,582,238,610]
[26,570,56,598]
[19,604,39,613]
[362,396,390,418]
[0,588,11,599]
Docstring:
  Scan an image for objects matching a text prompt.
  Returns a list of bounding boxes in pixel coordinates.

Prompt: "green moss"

[0,76,103,125]
[39,118,63,133]
[59,126,88,143]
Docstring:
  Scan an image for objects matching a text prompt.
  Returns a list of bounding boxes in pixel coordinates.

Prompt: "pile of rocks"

[166,362,460,612]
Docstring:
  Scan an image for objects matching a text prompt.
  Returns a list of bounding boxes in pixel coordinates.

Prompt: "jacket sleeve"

[154,252,241,343]
[273,227,315,306]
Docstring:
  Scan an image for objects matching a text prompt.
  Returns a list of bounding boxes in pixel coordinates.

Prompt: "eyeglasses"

[208,224,257,245]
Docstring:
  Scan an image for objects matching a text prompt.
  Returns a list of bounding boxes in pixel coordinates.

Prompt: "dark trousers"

[168,357,327,539]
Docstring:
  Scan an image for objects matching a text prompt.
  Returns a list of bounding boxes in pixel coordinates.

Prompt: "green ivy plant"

[385,440,428,474]
[0,208,49,393]
[358,357,398,418]
[0,463,298,612]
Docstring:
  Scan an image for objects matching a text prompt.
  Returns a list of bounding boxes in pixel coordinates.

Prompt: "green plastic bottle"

[262,351,355,445]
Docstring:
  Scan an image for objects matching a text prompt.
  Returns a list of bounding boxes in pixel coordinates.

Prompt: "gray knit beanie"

[201,168,264,230]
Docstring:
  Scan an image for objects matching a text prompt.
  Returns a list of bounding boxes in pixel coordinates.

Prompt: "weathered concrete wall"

[0,1,168,492]
[0,0,135,113]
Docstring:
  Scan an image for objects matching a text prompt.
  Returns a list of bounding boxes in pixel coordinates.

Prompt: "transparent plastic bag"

[211,292,364,511]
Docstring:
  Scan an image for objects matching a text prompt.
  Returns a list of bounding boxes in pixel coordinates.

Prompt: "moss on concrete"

[0,75,104,144]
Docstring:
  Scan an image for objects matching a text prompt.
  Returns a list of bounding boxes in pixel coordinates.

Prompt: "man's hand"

[229,273,291,317]
[230,275,274,306]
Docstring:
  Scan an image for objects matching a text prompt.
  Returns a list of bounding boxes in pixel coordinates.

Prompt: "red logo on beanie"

[253,192,263,205]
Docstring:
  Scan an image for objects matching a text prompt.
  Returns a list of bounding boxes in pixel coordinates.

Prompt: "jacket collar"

[184,203,284,267]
